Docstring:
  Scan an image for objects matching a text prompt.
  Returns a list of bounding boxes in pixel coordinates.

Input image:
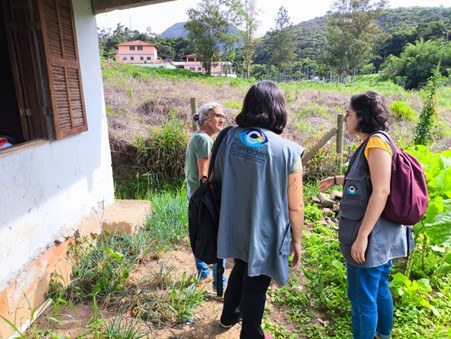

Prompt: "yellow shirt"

[364,136,393,160]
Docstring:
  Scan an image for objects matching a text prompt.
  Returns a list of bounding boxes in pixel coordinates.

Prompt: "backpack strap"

[369,130,397,156]
[207,126,233,179]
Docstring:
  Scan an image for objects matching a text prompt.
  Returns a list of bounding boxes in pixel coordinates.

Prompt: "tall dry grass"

[103,61,451,192]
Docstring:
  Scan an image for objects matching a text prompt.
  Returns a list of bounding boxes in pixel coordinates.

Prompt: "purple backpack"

[371,132,428,225]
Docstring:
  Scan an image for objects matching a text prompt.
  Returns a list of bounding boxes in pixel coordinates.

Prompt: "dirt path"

[33,245,294,338]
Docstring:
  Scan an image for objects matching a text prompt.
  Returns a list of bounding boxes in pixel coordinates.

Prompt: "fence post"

[190,98,198,132]
[336,113,344,173]
[302,127,338,166]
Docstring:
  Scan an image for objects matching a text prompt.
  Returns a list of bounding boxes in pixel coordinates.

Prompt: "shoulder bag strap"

[207,126,233,179]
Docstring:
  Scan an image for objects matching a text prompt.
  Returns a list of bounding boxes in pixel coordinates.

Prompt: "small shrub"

[414,64,445,145]
[49,231,155,302]
[102,315,145,338]
[169,271,206,323]
[304,142,344,182]
[146,115,188,188]
[390,101,417,121]
[304,203,323,223]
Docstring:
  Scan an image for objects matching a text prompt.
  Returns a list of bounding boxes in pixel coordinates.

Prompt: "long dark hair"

[235,81,287,134]
[350,91,390,133]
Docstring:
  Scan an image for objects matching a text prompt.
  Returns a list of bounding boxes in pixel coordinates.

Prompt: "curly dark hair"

[350,91,390,133]
[235,81,287,134]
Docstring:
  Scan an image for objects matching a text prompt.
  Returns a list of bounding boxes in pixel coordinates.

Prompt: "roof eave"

[92,0,175,15]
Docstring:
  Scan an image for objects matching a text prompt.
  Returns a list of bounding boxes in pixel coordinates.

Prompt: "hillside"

[161,22,188,38]
[377,6,451,33]
[101,61,451,188]
[255,6,450,62]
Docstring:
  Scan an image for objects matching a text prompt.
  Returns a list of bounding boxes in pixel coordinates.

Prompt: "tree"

[381,39,451,89]
[267,7,297,75]
[323,0,387,77]
[239,0,261,78]
[185,0,241,75]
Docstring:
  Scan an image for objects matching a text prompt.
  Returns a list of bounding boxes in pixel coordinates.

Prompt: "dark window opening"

[137,45,143,50]
[0,0,87,151]
[0,8,23,146]
[130,46,135,50]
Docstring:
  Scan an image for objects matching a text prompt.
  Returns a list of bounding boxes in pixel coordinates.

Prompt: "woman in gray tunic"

[319,91,412,339]
[214,81,305,338]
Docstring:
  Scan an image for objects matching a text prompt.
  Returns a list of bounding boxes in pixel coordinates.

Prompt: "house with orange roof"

[115,40,159,64]
[175,53,235,77]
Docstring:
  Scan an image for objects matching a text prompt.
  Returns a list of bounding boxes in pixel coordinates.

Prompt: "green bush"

[115,114,188,198]
[414,66,445,145]
[390,101,417,121]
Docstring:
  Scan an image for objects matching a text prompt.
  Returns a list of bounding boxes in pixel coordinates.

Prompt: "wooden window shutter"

[37,0,87,139]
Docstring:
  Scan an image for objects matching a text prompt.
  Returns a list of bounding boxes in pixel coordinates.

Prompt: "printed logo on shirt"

[346,185,359,195]
[230,128,268,164]
[239,128,268,148]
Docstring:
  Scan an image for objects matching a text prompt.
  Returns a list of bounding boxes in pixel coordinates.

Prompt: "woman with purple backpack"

[319,91,414,339]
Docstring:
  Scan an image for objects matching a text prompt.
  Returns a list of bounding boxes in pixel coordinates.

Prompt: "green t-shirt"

[184,131,213,197]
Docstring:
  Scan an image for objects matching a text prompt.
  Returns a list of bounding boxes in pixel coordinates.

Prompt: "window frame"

[1,0,88,144]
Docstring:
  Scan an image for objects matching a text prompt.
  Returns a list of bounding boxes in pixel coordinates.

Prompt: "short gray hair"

[194,102,221,127]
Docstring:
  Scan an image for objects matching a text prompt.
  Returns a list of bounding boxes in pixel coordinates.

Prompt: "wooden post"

[336,113,344,173]
[190,98,198,132]
[302,127,338,166]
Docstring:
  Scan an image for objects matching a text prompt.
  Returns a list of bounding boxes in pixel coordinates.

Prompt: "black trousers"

[221,259,271,338]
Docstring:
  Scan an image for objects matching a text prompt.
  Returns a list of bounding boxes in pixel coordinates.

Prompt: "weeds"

[169,271,206,323]
[146,188,188,251]
[390,101,417,121]
[102,315,146,338]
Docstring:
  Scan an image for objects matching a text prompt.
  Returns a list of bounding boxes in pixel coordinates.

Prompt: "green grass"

[146,188,188,251]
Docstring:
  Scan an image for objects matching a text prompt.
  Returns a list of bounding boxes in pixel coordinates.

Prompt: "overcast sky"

[96,0,450,37]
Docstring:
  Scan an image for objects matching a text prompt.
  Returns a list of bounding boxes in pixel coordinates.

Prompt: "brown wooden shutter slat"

[38,0,87,139]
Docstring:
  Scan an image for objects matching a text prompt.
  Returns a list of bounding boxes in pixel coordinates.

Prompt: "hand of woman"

[290,240,302,267]
[318,176,335,192]
[351,234,368,264]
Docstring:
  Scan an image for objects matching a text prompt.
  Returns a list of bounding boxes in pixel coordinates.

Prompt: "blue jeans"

[195,256,227,290]
[346,261,393,339]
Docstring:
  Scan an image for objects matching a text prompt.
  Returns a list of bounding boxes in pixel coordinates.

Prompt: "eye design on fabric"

[346,185,359,195]
[239,128,268,148]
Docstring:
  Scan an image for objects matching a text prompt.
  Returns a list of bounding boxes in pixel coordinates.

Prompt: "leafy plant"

[390,273,433,309]
[389,101,417,121]
[413,64,445,145]
[304,203,323,223]
[169,271,206,323]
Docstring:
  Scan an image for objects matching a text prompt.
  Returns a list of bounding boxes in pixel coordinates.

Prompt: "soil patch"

[31,245,296,338]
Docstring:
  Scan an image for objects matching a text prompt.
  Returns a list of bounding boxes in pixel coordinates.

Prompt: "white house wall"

[0,0,114,292]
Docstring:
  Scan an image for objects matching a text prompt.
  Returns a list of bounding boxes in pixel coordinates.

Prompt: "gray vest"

[339,136,412,267]
[214,127,304,285]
